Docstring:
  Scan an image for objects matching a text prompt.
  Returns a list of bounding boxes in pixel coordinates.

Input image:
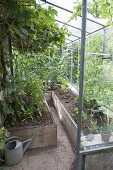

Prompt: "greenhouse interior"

[1,0,113,170]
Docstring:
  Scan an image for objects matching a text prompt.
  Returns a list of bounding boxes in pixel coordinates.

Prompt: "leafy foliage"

[0,0,65,52]
[0,127,9,149]
[0,0,66,124]
[100,122,113,135]
[73,0,113,25]
[88,0,113,24]
[84,34,113,106]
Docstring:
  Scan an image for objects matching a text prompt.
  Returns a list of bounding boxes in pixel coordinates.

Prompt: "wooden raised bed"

[52,88,113,170]
[52,91,77,147]
[8,96,57,149]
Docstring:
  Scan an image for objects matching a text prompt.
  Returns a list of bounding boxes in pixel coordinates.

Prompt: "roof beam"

[66,38,74,42]
[56,19,90,33]
[79,16,105,27]
[71,34,80,38]
[65,25,109,46]
[66,34,80,39]
[41,0,105,27]
[41,0,73,13]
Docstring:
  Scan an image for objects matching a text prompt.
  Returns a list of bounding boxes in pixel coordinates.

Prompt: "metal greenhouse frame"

[40,0,113,169]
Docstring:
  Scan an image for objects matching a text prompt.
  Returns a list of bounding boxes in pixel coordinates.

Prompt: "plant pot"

[87,134,95,141]
[101,133,111,142]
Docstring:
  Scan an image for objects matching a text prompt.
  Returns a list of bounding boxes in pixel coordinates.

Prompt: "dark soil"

[5,108,53,128]
[53,88,78,121]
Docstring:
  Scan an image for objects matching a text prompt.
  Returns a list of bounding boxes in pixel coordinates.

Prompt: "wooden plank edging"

[52,91,77,148]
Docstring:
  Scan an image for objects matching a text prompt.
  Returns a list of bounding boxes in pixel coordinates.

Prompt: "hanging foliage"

[0,0,65,53]
[0,0,66,124]
[73,0,113,25]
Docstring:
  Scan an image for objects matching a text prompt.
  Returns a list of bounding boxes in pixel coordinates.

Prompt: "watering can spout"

[23,134,35,154]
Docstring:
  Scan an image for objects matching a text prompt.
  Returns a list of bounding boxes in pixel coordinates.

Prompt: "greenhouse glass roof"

[37,0,108,45]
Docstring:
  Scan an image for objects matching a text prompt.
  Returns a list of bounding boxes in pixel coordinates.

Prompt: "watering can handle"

[23,134,35,154]
[5,136,21,144]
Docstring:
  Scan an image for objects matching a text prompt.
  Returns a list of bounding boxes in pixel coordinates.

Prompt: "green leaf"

[0,139,5,149]
[9,26,23,37]
[3,104,14,115]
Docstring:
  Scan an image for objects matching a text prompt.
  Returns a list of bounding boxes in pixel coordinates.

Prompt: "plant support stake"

[76,0,87,170]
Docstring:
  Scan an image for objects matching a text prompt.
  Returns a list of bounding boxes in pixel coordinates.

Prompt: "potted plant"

[100,123,113,142]
[0,127,9,163]
[87,121,99,141]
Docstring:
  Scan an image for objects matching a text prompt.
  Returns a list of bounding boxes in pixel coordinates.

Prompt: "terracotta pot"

[101,133,111,142]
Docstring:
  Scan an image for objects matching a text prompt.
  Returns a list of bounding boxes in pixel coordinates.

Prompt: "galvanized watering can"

[5,134,35,166]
